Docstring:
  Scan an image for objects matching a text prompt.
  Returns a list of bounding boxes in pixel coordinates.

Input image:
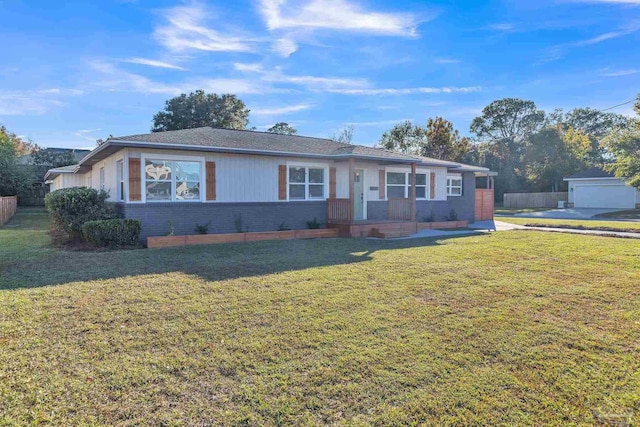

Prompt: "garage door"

[574,185,636,209]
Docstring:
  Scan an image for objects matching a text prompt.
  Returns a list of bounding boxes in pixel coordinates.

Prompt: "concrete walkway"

[510,208,623,220]
[372,219,640,240]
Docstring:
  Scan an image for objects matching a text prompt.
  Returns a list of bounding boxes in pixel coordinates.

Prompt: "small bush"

[81,219,141,247]
[278,222,291,231]
[448,209,458,221]
[194,220,212,234]
[306,217,322,229]
[422,208,436,223]
[234,213,248,233]
[45,187,116,241]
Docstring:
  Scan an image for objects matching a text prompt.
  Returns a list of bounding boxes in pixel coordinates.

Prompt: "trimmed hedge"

[45,187,116,239]
[81,219,142,247]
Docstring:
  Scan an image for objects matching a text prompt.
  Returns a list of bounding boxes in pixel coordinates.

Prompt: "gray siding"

[368,173,476,222]
[119,201,327,240]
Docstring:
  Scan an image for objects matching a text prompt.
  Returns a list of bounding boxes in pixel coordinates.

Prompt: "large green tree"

[563,107,629,164]
[0,126,33,196]
[470,98,546,198]
[603,96,640,189]
[152,91,250,132]
[267,122,297,135]
[378,118,470,161]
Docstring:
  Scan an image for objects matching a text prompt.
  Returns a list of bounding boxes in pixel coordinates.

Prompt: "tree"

[377,121,425,155]
[470,98,546,199]
[152,90,250,132]
[525,126,586,192]
[30,147,77,168]
[378,118,472,162]
[332,125,355,144]
[267,122,297,135]
[563,107,629,165]
[0,126,33,196]
[424,117,471,162]
[603,96,640,189]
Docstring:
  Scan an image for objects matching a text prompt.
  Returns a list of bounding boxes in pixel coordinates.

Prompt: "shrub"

[448,209,458,221]
[306,217,322,229]
[194,220,211,234]
[81,219,141,247]
[278,222,291,231]
[422,208,436,223]
[45,187,116,240]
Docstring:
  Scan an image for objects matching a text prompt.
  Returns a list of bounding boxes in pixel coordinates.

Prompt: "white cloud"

[571,0,640,4]
[259,0,420,36]
[487,23,516,31]
[89,60,268,95]
[344,119,411,127]
[0,91,64,116]
[252,103,312,116]
[434,58,460,64]
[272,38,298,57]
[74,128,102,142]
[153,3,255,53]
[123,58,188,71]
[601,68,639,76]
[329,86,482,95]
[233,62,265,73]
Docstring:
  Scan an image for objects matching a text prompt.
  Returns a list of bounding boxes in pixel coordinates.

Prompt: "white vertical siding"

[88,150,125,201]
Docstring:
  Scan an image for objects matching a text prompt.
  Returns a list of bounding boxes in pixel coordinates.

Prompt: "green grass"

[494,206,552,215]
[498,216,640,233]
[595,208,640,220]
[1,209,640,425]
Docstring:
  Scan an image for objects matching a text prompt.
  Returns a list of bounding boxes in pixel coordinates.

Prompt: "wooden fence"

[503,192,568,208]
[327,198,351,223]
[1,196,18,226]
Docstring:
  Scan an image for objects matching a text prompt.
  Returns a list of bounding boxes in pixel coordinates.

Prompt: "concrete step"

[371,228,413,239]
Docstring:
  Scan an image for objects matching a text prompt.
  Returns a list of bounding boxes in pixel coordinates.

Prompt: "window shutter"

[278,165,287,200]
[206,161,216,201]
[430,172,436,199]
[329,167,337,198]
[128,158,141,201]
[379,169,385,199]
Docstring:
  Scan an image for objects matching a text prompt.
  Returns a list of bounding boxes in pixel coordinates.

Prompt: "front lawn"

[498,216,640,233]
[1,209,639,425]
[595,208,640,220]
[494,206,552,215]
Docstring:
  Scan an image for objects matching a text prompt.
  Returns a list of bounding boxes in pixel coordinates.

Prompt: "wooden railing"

[327,198,351,223]
[388,198,412,220]
[0,196,18,226]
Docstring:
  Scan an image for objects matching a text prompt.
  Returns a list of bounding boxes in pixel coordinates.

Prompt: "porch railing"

[388,198,412,220]
[327,198,351,223]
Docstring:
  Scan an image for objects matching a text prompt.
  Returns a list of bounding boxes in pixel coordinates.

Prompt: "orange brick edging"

[147,228,340,248]
[0,196,18,226]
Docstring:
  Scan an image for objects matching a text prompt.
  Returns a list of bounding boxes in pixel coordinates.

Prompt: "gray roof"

[565,167,615,180]
[111,127,455,165]
[47,127,493,176]
[43,164,80,180]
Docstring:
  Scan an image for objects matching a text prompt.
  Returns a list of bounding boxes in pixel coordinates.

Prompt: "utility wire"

[601,98,636,112]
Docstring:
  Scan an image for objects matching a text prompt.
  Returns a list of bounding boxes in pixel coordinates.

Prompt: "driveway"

[510,208,622,220]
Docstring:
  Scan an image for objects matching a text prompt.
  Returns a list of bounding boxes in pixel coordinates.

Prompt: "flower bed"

[147,228,339,248]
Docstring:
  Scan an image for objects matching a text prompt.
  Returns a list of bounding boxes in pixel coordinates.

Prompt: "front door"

[354,169,365,220]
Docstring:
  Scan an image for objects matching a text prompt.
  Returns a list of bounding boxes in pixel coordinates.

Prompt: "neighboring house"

[564,167,640,209]
[45,127,495,239]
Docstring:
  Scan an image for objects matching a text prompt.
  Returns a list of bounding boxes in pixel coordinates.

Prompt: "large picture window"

[386,171,427,199]
[288,166,326,200]
[447,175,462,196]
[144,159,202,202]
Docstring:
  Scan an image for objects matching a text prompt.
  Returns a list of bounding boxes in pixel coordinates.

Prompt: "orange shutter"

[329,167,336,198]
[278,165,287,200]
[430,172,436,199]
[128,158,142,201]
[379,169,385,199]
[206,161,216,201]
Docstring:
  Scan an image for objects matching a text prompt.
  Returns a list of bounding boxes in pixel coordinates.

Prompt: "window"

[99,167,105,191]
[116,160,124,201]
[386,171,427,199]
[144,159,202,202]
[288,166,326,200]
[447,175,463,196]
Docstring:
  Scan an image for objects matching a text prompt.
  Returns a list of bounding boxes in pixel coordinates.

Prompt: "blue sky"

[1,0,639,149]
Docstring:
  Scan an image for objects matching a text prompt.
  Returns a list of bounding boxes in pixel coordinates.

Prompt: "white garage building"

[565,167,639,209]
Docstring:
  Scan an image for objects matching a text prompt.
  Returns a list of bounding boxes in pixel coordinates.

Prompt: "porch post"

[410,162,417,221]
[349,158,355,223]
